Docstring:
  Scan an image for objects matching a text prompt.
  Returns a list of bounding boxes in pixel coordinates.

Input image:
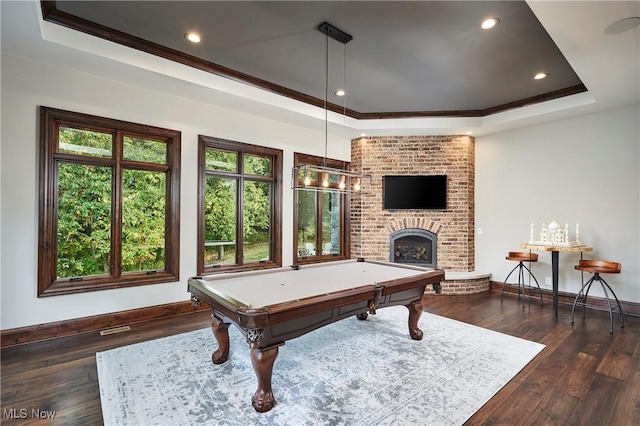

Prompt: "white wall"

[0,54,350,329]
[475,105,640,303]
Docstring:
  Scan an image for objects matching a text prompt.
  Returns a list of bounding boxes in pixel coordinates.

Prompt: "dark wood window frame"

[38,107,181,296]
[293,153,351,265]
[197,136,283,275]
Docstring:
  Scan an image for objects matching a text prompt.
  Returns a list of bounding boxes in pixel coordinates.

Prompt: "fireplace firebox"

[390,228,437,268]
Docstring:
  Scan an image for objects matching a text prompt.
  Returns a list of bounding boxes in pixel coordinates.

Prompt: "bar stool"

[572,260,624,333]
[501,251,543,307]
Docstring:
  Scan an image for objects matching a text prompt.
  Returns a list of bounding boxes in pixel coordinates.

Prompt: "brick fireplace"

[350,135,489,294]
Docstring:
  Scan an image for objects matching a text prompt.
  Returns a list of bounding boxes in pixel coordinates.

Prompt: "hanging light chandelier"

[291,21,371,193]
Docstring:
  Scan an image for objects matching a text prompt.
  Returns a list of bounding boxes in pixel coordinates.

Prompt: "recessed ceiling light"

[360,133,367,137]
[481,18,500,30]
[185,32,201,43]
[534,72,549,80]
[334,89,346,97]
[466,131,473,135]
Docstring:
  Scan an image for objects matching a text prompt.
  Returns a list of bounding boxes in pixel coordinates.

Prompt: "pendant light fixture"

[291,22,370,193]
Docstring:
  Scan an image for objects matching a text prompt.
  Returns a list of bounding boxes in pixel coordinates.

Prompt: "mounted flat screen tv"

[383,175,447,210]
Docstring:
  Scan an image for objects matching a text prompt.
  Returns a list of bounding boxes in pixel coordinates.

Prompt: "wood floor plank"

[607,370,640,426]
[595,332,637,380]
[567,374,620,425]
[529,386,581,425]
[560,351,599,398]
[497,382,550,424]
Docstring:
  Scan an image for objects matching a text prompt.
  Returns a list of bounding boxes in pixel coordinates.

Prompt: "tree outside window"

[293,153,350,263]
[198,136,282,274]
[38,107,181,296]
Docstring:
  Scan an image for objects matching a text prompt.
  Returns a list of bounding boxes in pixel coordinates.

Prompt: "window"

[198,136,282,274]
[38,107,181,296]
[293,153,350,264]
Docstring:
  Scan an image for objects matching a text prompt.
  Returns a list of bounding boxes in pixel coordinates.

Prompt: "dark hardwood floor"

[1,291,638,425]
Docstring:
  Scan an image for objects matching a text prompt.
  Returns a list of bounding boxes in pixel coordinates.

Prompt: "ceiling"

[2,1,639,136]
[44,0,587,118]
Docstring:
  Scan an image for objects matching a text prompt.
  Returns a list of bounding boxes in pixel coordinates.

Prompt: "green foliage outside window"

[244,154,271,176]
[243,180,271,262]
[202,144,276,267]
[293,154,348,260]
[205,177,237,243]
[57,163,112,278]
[205,149,236,172]
[322,191,341,254]
[123,136,166,164]
[297,190,317,251]
[56,128,170,278]
[121,169,166,273]
[59,127,112,157]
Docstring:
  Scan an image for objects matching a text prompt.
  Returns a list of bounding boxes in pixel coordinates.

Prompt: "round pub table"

[521,243,593,318]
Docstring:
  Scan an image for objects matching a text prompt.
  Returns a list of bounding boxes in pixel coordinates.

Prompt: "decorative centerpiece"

[528,219,582,247]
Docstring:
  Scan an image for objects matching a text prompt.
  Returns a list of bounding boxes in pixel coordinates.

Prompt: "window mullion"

[237,151,245,265]
[111,130,123,278]
[236,150,244,265]
[236,173,244,265]
[340,192,347,257]
[316,192,324,256]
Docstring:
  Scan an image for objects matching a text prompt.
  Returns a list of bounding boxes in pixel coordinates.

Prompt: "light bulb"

[303,170,311,186]
[321,173,329,188]
[338,176,346,190]
[185,32,201,43]
[354,178,361,191]
[481,18,499,30]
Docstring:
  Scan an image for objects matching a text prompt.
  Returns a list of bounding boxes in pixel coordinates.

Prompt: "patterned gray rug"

[97,306,544,426]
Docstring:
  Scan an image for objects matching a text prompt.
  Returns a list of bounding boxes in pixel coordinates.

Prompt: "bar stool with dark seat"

[572,260,624,333]
[501,251,543,307]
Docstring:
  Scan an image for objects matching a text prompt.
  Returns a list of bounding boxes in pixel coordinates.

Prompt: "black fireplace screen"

[390,229,437,268]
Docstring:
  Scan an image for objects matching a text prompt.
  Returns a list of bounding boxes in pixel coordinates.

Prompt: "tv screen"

[383,175,447,210]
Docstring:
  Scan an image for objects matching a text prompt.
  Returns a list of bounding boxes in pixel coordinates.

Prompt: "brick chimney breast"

[350,135,474,272]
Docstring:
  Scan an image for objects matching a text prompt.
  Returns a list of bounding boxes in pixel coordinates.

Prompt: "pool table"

[187,258,444,412]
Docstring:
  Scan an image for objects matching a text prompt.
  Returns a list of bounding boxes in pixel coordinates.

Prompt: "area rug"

[97,306,544,426]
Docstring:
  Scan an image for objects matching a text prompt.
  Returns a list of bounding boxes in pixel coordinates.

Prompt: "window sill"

[38,272,179,297]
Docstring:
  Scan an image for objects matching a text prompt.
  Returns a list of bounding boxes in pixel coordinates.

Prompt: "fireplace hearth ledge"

[426,271,492,295]
[444,271,491,280]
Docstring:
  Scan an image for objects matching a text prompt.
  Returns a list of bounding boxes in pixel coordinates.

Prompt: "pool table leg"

[406,301,424,340]
[250,346,278,413]
[210,315,230,364]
